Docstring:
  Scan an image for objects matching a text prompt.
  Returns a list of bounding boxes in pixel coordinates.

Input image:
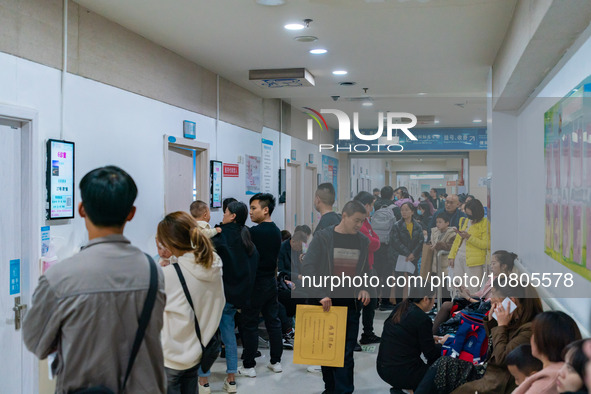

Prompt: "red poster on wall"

[223,164,239,177]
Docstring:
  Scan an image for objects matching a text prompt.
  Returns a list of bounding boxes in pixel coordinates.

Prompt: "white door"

[0,118,24,393]
[165,145,195,214]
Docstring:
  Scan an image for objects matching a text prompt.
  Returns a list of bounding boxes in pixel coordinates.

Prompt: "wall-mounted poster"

[262,139,273,193]
[46,139,75,219]
[321,155,339,206]
[245,154,261,195]
[544,75,591,281]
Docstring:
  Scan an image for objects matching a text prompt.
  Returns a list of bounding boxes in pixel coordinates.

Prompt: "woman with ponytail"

[210,201,258,392]
[157,211,225,394]
[377,281,443,393]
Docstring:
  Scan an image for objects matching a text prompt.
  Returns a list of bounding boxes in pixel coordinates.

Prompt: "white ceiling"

[74,0,517,129]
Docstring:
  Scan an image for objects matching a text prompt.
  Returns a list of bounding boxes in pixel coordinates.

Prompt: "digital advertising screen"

[46,139,75,219]
[210,160,222,208]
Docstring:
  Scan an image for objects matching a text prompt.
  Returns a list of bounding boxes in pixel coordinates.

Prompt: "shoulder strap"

[122,253,158,392]
[172,263,206,350]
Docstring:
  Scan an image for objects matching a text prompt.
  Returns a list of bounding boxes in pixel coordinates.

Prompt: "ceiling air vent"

[344,96,371,101]
[249,68,315,88]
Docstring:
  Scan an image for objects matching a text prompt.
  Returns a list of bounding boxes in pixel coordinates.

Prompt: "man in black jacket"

[301,200,371,394]
[313,183,341,235]
[239,193,284,377]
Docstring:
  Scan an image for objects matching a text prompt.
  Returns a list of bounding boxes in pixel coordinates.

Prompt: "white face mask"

[169,255,178,265]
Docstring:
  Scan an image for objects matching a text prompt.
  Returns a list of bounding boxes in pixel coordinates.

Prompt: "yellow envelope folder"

[293,305,347,368]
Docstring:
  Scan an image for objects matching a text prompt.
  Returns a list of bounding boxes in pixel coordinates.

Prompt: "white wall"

[0,51,292,263]
[350,158,387,198]
[491,31,591,333]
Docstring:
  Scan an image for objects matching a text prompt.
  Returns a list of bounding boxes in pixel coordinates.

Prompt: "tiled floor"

[203,309,393,393]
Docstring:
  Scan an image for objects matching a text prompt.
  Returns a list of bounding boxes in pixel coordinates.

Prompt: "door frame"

[304,163,318,232]
[163,135,209,213]
[0,103,41,394]
[285,159,302,231]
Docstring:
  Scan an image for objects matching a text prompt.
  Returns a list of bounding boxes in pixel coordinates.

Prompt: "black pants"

[377,360,429,391]
[361,297,377,335]
[165,364,199,394]
[373,245,392,301]
[413,363,438,394]
[321,304,360,394]
[241,277,283,368]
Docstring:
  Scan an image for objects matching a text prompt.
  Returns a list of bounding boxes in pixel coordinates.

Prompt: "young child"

[189,200,221,238]
[506,344,543,386]
[428,212,456,274]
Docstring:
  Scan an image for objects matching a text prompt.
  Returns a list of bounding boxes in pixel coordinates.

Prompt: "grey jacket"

[23,234,166,394]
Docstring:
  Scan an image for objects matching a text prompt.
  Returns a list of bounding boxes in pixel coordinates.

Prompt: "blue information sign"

[10,259,20,295]
[336,127,487,151]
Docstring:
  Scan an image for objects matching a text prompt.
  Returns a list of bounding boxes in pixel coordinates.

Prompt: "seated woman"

[557,340,589,394]
[377,282,443,393]
[433,250,517,334]
[513,311,582,394]
[416,282,543,394]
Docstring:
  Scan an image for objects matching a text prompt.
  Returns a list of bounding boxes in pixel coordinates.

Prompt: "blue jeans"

[321,303,361,394]
[198,303,238,377]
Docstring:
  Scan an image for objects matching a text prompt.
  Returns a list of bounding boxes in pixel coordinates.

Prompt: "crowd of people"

[21,166,590,394]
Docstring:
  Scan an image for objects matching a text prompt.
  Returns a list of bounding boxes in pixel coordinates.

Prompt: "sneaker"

[307,365,322,374]
[240,350,261,360]
[267,362,283,373]
[258,336,270,349]
[359,333,381,344]
[284,327,295,339]
[282,335,294,350]
[223,378,237,393]
[354,343,362,352]
[198,382,211,394]
[238,365,256,378]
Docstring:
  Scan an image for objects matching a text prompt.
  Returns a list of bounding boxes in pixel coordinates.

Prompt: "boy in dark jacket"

[301,200,372,394]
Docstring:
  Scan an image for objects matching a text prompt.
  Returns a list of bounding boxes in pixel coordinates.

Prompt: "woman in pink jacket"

[353,191,381,345]
[513,311,582,394]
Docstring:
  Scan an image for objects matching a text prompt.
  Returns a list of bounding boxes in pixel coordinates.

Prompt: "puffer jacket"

[448,216,490,267]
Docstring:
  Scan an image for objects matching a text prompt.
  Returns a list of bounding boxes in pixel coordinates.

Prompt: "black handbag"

[173,263,221,374]
[70,254,159,393]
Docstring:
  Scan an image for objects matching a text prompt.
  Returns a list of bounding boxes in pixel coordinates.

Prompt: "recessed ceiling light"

[256,0,285,5]
[434,119,440,124]
[285,23,305,30]
[473,119,482,123]
[418,92,427,96]
[332,70,348,75]
[362,102,373,107]
[309,48,327,54]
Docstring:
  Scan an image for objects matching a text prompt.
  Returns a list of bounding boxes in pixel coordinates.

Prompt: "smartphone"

[491,297,517,321]
[502,297,517,313]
